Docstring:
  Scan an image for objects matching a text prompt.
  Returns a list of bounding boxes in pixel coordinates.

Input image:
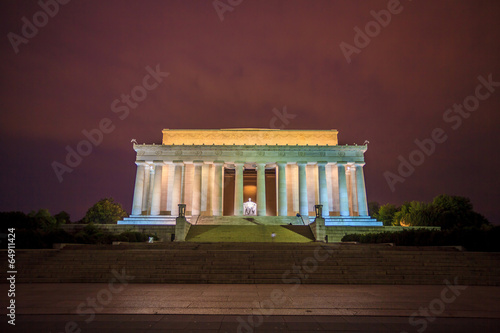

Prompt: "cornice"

[133,144,366,161]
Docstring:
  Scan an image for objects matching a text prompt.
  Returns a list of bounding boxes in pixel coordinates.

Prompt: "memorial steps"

[185,216,315,243]
[324,216,382,226]
[185,225,315,242]
[118,215,177,225]
[118,215,310,226]
[193,216,308,225]
[5,243,500,285]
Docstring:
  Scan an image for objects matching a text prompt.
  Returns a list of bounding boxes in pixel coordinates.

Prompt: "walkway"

[2,283,499,332]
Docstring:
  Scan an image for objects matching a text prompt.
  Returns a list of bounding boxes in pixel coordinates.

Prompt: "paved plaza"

[2,283,499,332]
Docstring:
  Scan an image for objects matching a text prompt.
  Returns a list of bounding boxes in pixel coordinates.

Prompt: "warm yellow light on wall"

[162,129,339,146]
[243,185,257,201]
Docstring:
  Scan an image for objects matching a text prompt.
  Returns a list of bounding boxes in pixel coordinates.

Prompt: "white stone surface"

[123,130,379,226]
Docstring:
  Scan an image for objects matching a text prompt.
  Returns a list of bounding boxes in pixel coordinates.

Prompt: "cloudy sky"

[1,0,499,223]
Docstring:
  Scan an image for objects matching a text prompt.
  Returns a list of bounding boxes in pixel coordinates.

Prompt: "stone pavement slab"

[2,283,499,317]
[1,314,500,332]
[1,283,500,332]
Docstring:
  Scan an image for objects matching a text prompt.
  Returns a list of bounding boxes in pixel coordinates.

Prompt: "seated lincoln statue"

[244,198,257,216]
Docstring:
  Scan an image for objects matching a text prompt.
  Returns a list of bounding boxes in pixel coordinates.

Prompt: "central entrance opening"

[223,167,277,216]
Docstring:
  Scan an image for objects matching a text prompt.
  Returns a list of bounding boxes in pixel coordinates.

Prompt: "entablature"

[134,144,367,164]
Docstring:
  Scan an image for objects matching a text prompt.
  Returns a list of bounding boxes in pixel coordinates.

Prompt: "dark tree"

[377,204,399,226]
[83,198,128,224]
[431,195,490,229]
[394,201,436,227]
[368,201,380,218]
[28,209,60,231]
[54,211,71,224]
[0,211,34,231]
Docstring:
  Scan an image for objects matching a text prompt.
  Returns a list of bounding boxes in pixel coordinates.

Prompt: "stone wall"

[61,224,176,242]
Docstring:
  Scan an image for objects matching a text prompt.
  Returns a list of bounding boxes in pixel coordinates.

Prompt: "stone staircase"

[185,216,315,242]
[117,215,383,226]
[117,215,309,226]
[118,215,179,225]
[2,243,499,285]
[194,216,307,225]
[325,216,382,226]
[185,225,315,242]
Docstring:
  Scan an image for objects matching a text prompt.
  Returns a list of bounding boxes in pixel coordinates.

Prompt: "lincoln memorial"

[118,129,381,226]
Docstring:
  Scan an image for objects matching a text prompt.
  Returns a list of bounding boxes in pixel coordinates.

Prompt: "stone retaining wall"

[61,224,176,242]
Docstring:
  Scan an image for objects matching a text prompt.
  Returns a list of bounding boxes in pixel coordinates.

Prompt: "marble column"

[317,161,329,217]
[131,162,146,215]
[204,163,213,214]
[213,161,224,216]
[257,163,266,216]
[180,163,185,204]
[192,161,203,216]
[142,165,151,212]
[337,163,350,217]
[146,165,155,214]
[150,161,163,216]
[277,162,287,216]
[348,166,358,215]
[355,164,369,216]
[234,162,244,215]
[298,162,309,216]
[171,161,183,216]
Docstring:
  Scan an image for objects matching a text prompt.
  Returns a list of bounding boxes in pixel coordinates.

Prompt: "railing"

[297,214,308,225]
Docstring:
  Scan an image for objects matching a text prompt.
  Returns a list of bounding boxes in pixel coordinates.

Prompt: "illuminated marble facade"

[120,129,379,225]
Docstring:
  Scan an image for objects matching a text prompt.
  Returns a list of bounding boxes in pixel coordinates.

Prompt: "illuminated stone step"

[194,216,308,225]
[185,225,315,242]
[117,215,179,225]
[4,244,500,285]
[324,216,382,226]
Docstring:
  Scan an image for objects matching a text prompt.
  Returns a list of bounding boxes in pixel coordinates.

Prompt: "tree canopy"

[82,198,128,224]
[54,211,71,225]
[393,201,435,227]
[370,195,490,229]
[375,204,399,226]
[431,195,488,229]
[0,209,69,233]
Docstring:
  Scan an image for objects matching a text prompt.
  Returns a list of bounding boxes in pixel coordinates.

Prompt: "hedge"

[341,227,500,252]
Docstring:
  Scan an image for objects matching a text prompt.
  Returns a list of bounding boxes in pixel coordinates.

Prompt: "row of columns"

[132,161,368,217]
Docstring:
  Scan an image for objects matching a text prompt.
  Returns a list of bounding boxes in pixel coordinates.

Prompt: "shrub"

[341,227,500,252]
[44,229,75,246]
[115,231,157,242]
[342,234,361,242]
[16,229,44,249]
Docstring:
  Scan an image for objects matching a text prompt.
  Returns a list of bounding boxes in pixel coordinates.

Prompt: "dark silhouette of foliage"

[368,201,380,217]
[0,211,36,231]
[82,198,128,224]
[430,195,489,229]
[370,195,490,229]
[341,226,500,252]
[376,204,399,226]
[54,211,71,224]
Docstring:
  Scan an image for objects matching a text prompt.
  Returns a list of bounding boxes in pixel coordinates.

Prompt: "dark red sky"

[1,0,499,223]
